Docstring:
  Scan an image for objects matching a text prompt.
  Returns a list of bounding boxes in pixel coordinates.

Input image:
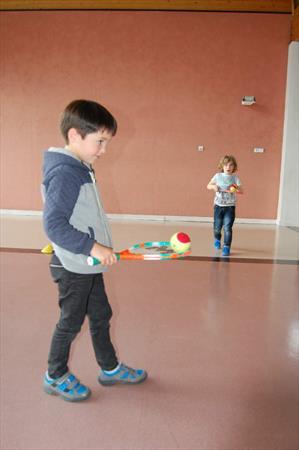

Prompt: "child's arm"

[90,242,117,266]
[207,180,219,193]
[44,173,115,261]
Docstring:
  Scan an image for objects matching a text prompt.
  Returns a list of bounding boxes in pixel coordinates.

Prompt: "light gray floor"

[1,214,299,260]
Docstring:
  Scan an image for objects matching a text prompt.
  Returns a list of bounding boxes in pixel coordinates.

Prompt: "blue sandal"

[214,239,221,249]
[222,245,230,257]
[43,371,91,402]
[98,363,147,386]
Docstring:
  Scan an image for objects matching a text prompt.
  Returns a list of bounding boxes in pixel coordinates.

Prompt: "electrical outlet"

[197,145,204,152]
[254,147,265,153]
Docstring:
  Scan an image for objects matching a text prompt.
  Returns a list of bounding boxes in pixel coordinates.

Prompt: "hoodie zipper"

[89,169,111,240]
[89,169,103,211]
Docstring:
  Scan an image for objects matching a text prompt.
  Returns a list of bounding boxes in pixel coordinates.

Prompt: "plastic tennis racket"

[87,241,191,266]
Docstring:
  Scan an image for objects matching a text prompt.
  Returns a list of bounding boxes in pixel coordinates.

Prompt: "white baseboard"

[0,209,43,216]
[0,209,277,225]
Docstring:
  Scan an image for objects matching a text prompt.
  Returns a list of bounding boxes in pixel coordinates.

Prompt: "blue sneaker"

[43,371,91,402]
[222,245,230,257]
[214,239,221,249]
[98,363,147,386]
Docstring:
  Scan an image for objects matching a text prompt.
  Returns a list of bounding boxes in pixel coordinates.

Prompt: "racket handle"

[87,254,120,266]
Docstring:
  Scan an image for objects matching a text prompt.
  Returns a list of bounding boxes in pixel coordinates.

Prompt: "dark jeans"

[48,265,118,379]
[214,205,236,247]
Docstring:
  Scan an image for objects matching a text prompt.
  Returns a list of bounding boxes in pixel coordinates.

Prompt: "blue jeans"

[214,205,236,247]
[48,263,118,379]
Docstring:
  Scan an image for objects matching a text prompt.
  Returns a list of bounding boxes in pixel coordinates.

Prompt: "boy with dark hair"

[42,99,147,402]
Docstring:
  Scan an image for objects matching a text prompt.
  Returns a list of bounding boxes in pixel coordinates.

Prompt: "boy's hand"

[90,242,117,266]
[223,185,243,194]
[207,183,219,192]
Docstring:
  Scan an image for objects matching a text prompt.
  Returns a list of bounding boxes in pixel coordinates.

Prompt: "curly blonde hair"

[218,155,238,172]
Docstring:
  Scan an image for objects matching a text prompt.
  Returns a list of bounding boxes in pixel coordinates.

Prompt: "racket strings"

[126,241,189,260]
[130,242,174,255]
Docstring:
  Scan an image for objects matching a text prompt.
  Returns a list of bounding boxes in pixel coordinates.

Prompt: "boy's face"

[223,161,235,174]
[67,128,113,164]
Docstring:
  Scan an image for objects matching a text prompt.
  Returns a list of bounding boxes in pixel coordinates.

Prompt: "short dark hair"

[60,99,117,143]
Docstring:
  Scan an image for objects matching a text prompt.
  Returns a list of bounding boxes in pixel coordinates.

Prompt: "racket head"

[87,240,191,266]
[122,241,191,260]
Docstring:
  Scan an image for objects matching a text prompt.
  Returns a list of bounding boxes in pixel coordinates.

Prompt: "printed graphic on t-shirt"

[211,173,241,207]
[215,191,236,206]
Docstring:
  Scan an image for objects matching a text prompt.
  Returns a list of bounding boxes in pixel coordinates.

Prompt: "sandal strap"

[119,364,139,379]
[52,372,81,391]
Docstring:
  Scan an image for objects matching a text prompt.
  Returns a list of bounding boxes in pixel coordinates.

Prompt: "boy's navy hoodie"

[42,147,112,274]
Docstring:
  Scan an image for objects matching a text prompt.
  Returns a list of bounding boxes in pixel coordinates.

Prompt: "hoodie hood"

[43,147,91,182]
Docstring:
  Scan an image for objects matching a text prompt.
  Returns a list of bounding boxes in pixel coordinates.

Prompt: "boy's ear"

[67,128,81,144]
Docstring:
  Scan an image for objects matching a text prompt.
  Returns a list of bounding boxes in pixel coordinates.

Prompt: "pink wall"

[0,11,290,218]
